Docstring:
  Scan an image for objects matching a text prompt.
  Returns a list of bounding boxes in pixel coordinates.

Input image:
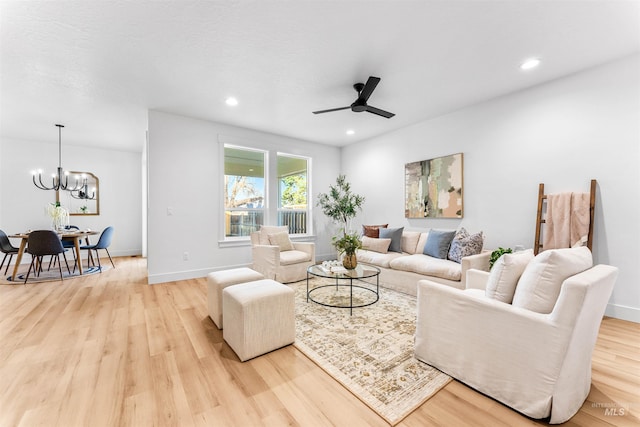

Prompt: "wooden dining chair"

[24,230,70,283]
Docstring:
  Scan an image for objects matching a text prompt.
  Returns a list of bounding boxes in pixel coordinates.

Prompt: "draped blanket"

[543,192,590,250]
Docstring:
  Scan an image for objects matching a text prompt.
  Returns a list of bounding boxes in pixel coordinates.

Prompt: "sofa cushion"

[356,249,405,268]
[415,231,430,254]
[485,249,534,303]
[380,227,404,253]
[259,225,289,245]
[279,249,312,266]
[401,231,422,254]
[512,246,593,314]
[448,227,484,263]
[389,254,462,281]
[268,231,294,252]
[361,236,391,254]
[423,229,456,259]
[362,224,388,238]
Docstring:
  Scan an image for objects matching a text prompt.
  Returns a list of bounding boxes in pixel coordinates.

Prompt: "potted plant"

[317,174,365,269]
[333,231,363,269]
[490,247,513,269]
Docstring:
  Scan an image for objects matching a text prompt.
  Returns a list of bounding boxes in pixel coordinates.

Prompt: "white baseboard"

[605,303,640,323]
[147,262,252,285]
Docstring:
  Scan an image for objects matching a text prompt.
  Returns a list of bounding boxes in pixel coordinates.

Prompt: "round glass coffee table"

[306,263,381,315]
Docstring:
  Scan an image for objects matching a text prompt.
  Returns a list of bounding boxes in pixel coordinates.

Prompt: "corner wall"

[147,111,341,284]
[341,54,640,322]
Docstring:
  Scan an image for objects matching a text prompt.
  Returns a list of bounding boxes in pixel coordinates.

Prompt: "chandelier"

[69,175,96,200]
[32,124,83,192]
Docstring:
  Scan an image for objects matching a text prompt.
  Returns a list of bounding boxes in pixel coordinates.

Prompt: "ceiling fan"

[313,76,395,118]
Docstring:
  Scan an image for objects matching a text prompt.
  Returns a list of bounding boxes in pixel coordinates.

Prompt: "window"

[277,153,309,234]
[222,143,311,240]
[224,146,266,237]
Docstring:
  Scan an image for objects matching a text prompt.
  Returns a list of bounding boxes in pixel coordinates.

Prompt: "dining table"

[9,230,100,281]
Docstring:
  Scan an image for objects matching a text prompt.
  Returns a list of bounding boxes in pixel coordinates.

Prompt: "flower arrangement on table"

[46,202,70,231]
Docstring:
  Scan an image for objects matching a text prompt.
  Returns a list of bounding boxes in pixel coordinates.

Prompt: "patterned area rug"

[2,265,108,285]
[291,278,450,425]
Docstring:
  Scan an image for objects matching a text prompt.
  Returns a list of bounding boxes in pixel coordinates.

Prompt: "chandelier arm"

[33,172,57,191]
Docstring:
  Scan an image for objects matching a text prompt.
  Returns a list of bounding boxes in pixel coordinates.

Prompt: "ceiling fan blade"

[365,105,395,118]
[359,76,380,101]
[312,106,351,114]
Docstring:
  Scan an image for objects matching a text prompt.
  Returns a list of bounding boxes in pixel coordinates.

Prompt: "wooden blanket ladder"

[534,179,597,255]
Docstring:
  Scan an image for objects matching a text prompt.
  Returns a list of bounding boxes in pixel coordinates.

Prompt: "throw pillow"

[512,246,593,314]
[401,231,422,254]
[259,225,288,245]
[423,229,456,259]
[485,249,534,303]
[379,227,404,253]
[268,231,295,252]
[448,227,484,263]
[362,224,389,238]
[361,236,391,254]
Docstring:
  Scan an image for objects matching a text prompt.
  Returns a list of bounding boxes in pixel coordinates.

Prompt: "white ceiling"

[1,1,639,152]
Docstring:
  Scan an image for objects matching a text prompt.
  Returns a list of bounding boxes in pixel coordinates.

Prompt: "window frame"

[222,144,268,241]
[219,139,313,245]
[276,152,311,235]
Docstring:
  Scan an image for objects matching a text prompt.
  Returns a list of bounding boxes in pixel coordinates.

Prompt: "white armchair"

[250,226,315,283]
[414,257,618,423]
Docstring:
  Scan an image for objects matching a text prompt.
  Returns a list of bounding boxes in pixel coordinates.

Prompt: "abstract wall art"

[405,153,463,218]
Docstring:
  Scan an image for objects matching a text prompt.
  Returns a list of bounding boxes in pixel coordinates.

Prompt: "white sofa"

[356,229,490,296]
[414,247,617,423]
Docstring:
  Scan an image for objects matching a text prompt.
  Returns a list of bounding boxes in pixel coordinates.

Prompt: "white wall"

[0,137,143,260]
[147,111,341,284]
[342,54,640,322]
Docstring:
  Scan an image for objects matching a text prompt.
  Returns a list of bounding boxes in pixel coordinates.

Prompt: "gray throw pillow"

[379,227,404,253]
[423,229,456,259]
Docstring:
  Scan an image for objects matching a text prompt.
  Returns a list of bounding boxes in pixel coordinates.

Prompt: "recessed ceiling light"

[225,97,238,106]
[520,58,541,70]
[346,129,355,135]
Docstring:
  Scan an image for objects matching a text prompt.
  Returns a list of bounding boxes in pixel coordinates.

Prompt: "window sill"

[218,234,316,248]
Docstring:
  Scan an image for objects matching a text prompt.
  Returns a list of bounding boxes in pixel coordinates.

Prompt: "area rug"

[2,265,108,285]
[290,278,450,425]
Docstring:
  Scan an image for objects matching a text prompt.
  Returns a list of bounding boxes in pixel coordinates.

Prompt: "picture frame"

[405,153,463,218]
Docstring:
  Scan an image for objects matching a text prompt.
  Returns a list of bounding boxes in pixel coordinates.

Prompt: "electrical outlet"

[183,251,189,261]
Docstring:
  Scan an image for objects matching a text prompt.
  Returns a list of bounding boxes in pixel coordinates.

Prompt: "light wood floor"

[1,257,638,426]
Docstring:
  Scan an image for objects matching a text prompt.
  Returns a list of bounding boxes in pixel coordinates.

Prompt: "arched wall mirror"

[56,171,100,216]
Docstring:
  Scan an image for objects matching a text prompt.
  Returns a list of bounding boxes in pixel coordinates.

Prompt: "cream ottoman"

[207,267,264,329]
[222,279,295,362]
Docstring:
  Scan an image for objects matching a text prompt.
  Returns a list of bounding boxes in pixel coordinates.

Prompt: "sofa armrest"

[465,268,490,290]
[250,231,261,246]
[459,250,490,287]
[292,241,315,261]
[251,245,280,279]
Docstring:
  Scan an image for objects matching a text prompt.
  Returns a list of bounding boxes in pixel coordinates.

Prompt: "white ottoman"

[207,267,264,329]
[222,279,295,362]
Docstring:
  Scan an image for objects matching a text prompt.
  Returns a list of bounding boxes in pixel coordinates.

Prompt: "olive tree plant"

[317,175,365,234]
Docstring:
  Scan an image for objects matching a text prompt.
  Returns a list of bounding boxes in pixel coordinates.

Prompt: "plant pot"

[342,253,357,270]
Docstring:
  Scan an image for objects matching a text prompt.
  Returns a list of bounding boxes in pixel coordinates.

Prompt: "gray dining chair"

[80,226,115,271]
[0,229,19,275]
[24,230,70,283]
[50,225,80,271]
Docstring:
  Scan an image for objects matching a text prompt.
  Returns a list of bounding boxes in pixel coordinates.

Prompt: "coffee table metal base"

[306,273,379,315]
